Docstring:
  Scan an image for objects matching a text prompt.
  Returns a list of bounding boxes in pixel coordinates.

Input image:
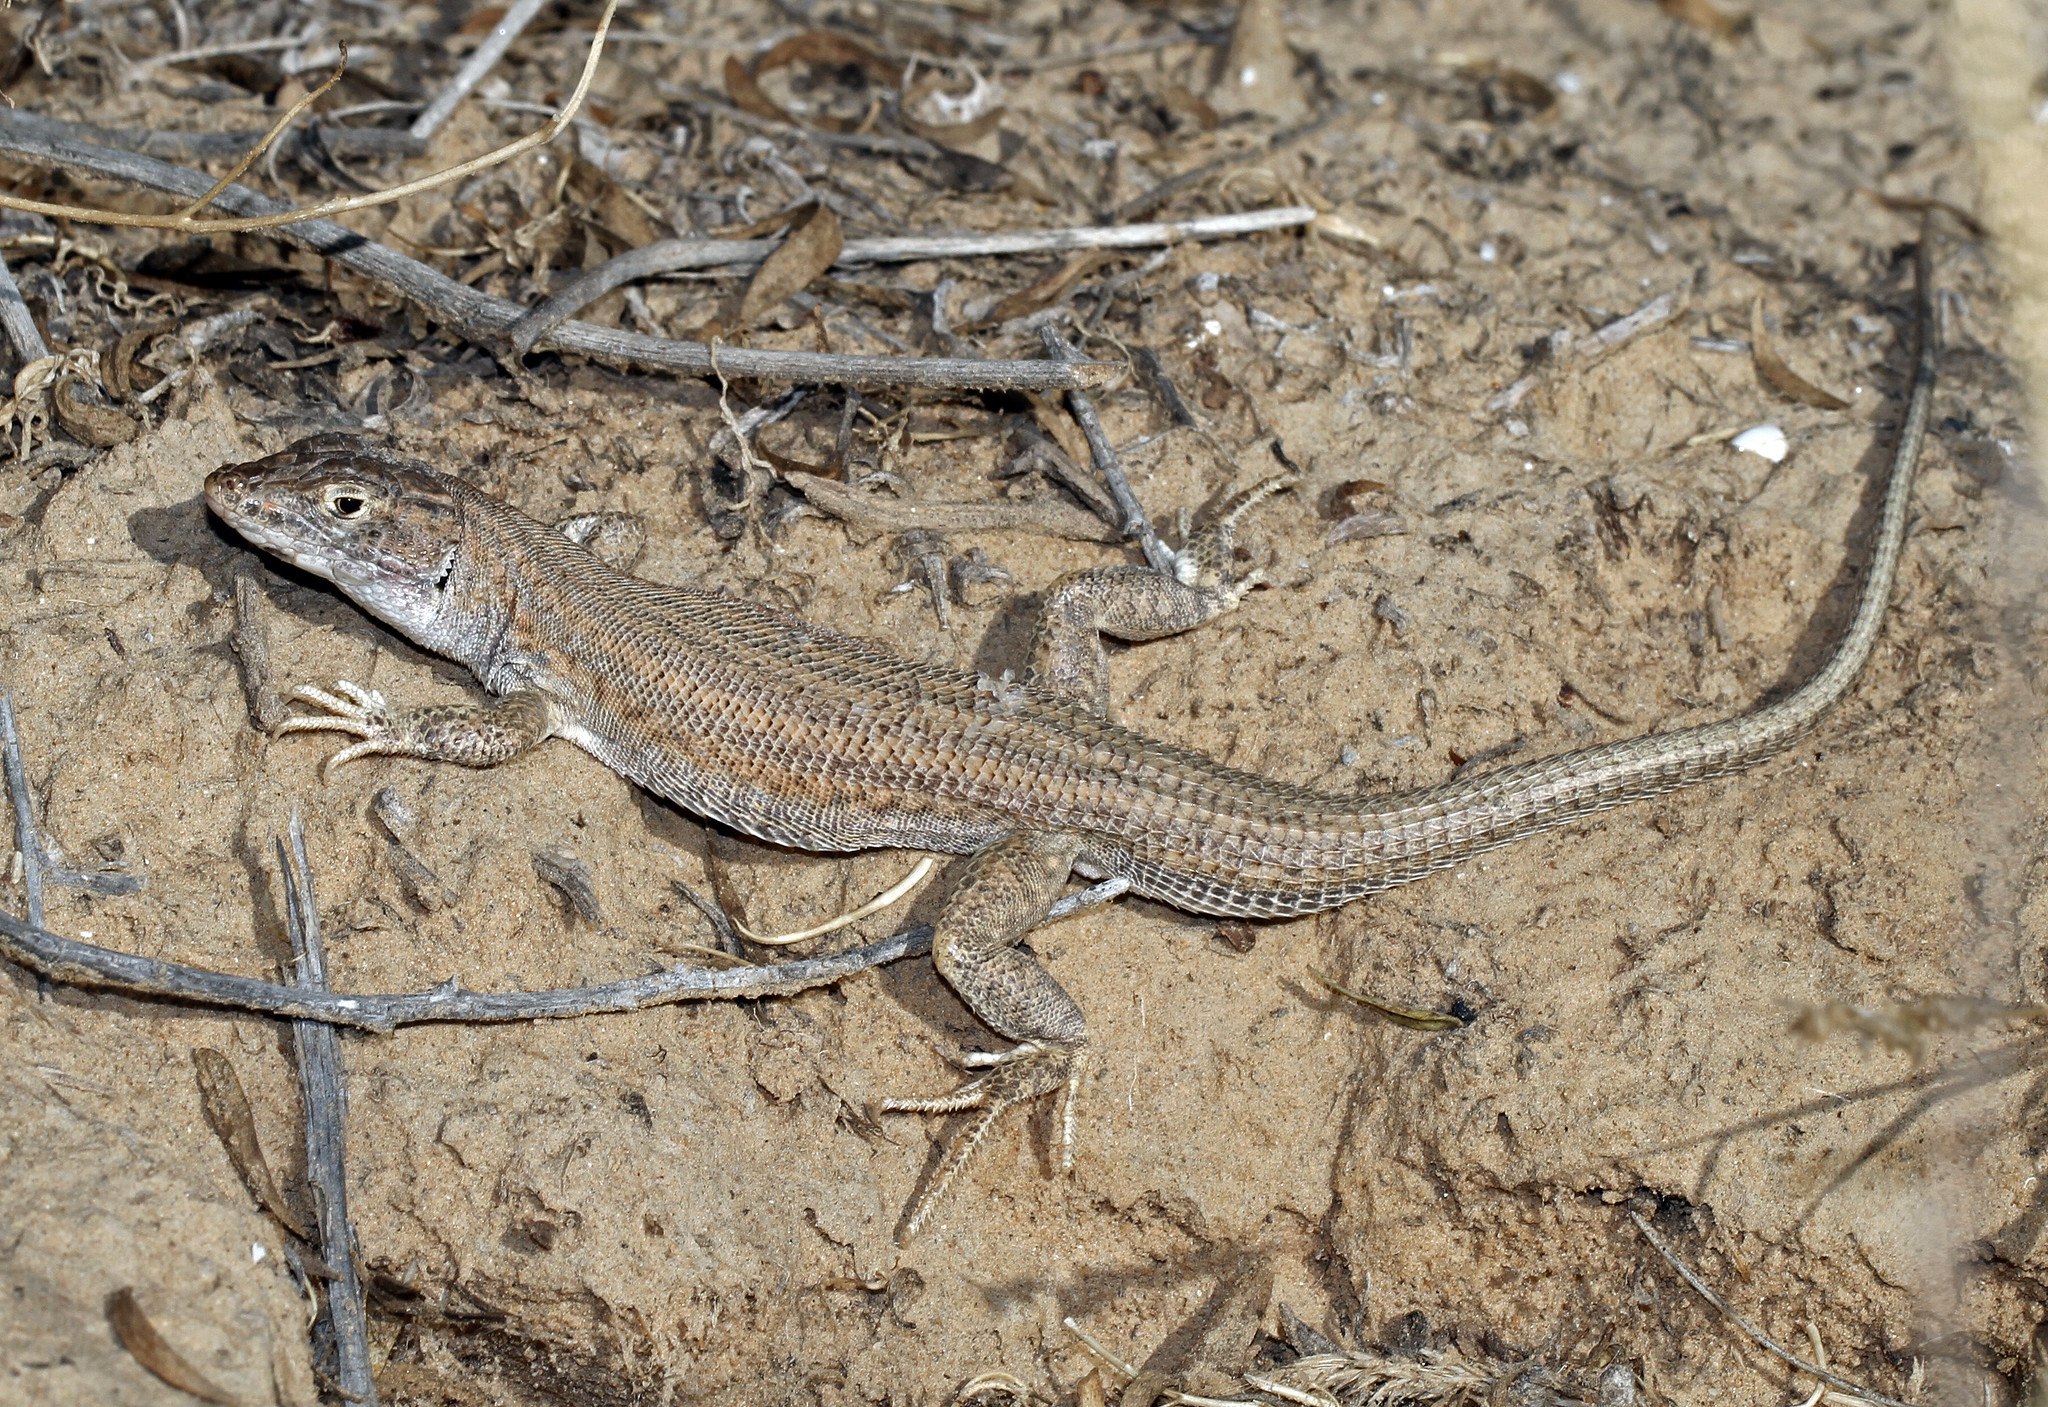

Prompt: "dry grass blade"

[1750,298,1850,409]
[735,857,935,946]
[106,1287,243,1406]
[1309,968,1464,1031]
[0,0,620,234]
[174,44,351,222]
[1628,1210,1916,1407]
[192,1048,309,1239]
[740,200,845,326]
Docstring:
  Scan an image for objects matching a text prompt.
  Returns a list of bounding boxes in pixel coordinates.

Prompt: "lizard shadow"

[128,491,480,691]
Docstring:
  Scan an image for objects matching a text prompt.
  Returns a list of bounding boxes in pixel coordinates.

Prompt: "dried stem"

[280,814,376,1404]
[1039,327,1174,571]
[0,876,1125,1031]
[409,0,549,143]
[0,693,47,931]
[173,43,351,221]
[507,206,1315,353]
[1628,1210,1914,1407]
[0,112,1109,390]
[0,249,48,366]
[0,0,619,234]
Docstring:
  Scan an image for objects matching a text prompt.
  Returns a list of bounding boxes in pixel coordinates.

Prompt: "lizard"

[202,252,1935,1236]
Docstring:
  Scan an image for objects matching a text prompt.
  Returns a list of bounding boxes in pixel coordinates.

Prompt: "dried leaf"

[727,31,899,133]
[192,1048,307,1238]
[104,323,170,402]
[738,201,844,326]
[1326,510,1407,545]
[106,1288,242,1406]
[51,376,137,446]
[1749,298,1849,410]
[456,6,509,38]
[723,54,790,123]
[1323,477,1390,519]
[970,250,1111,330]
[1211,0,1306,119]
[1657,0,1748,40]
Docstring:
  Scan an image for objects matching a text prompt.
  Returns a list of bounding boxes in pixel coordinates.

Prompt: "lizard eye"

[324,485,370,520]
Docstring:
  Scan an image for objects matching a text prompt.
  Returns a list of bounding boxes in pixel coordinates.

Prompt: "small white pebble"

[1203,318,1223,337]
[1554,70,1584,95]
[79,929,93,939]
[1732,424,1789,463]
[1478,240,1498,262]
[1238,65,1259,87]
[252,1243,268,1265]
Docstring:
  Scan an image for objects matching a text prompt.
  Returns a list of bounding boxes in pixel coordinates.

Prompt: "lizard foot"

[275,680,413,772]
[883,1040,1085,1238]
[1169,472,1295,597]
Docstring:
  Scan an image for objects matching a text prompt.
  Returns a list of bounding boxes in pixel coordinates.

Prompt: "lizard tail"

[1315,238,1938,901]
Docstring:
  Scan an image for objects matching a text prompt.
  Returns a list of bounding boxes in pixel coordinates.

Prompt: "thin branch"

[174,44,352,222]
[1628,1210,1915,1407]
[6,111,423,161]
[0,875,1127,1031]
[1110,108,1352,223]
[0,693,47,932]
[0,904,929,1031]
[409,0,549,143]
[280,814,376,1405]
[1039,327,1174,572]
[0,0,620,234]
[0,112,1111,390]
[0,248,47,366]
[0,693,141,902]
[506,207,1316,353]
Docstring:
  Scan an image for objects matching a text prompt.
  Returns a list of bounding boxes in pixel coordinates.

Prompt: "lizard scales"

[202,244,1935,1233]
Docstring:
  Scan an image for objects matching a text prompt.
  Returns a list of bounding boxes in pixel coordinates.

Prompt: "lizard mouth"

[203,468,339,583]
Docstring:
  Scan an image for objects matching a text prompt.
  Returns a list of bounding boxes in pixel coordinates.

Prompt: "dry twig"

[1628,1210,1915,1407]
[0,0,621,234]
[0,851,1129,1030]
[506,206,1315,354]
[409,0,550,144]
[280,813,376,1404]
[0,112,1108,391]
[1039,327,1174,571]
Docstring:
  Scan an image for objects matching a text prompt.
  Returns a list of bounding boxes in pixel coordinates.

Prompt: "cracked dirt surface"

[2,1,2045,1403]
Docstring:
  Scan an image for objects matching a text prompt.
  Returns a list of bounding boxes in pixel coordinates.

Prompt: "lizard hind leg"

[883,829,1089,1238]
[1025,473,1294,717]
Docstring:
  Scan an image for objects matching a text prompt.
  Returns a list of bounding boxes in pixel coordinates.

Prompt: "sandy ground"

[1,0,2044,1403]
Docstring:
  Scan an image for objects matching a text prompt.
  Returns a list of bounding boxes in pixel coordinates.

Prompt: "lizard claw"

[882,1041,1085,1238]
[1170,473,1293,593]
[276,679,408,772]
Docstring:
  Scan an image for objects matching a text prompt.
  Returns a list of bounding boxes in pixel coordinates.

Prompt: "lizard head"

[205,434,467,637]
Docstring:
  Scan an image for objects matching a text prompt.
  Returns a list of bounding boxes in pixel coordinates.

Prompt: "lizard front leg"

[1026,474,1292,715]
[884,829,1088,1237]
[277,680,557,771]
